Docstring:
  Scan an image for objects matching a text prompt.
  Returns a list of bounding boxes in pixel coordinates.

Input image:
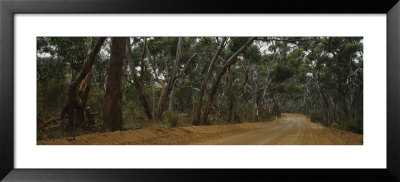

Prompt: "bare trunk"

[64,37,105,129]
[156,37,184,121]
[227,67,233,122]
[168,85,174,110]
[79,72,92,128]
[103,37,127,132]
[252,94,258,122]
[251,67,260,122]
[151,76,156,121]
[193,37,227,125]
[314,71,332,126]
[202,38,256,125]
[126,39,153,121]
[192,92,196,113]
[140,38,147,80]
[156,80,168,120]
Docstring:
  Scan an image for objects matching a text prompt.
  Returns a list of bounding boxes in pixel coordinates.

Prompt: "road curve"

[195,113,362,145]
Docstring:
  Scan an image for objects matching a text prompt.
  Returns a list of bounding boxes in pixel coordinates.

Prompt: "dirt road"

[37,113,362,145]
[196,113,362,145]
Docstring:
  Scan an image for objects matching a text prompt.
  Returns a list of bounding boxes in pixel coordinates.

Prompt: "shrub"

[212,118,229,125]
[310,109,324,123]
[38,124,66,140]
[37,78,68,117]
[163,110,179,128]
[122,100,146,130]
[343,117,363,134]
[330,122,341,129]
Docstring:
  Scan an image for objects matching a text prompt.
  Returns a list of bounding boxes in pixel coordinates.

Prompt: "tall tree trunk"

[227,67,233,122]
[192,91,196,113]
[151,76,156,121]
[167,56,196,111]
[168,84,175,110]
[126,39,153,121]
[156,37,183,121]
[78,72,92,128]
[63,37,106,129]
[193,37,226,125]
[251,68,259,122]
[103,37,127,132]
[140,38,147,82]
[252,85,258,122]
[155,80,168,120]
[315,73,331,126]
[202,38,255,125]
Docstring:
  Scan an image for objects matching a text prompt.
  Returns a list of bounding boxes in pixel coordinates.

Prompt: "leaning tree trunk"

[155,37,183,121]
[151,76,156,121]
[227,67,234,122]
[103,37,127,132]
[78,72,93,128]
[193,37,226,125]
[168,84,175,110]
[249,66,260,122]
[155,80,168,121]
[316,73,332,126]
[252,80,258,122]
[202,38,256,125]
[63,37,106,129]
[126,38,153,121]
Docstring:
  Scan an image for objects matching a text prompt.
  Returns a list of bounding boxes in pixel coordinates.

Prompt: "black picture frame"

[1,0,399,181]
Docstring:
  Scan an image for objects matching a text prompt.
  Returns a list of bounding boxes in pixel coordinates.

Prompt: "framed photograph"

[1,0,399,181]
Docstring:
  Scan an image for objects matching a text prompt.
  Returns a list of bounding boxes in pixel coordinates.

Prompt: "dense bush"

[343,116,363,134]
[330,122,341,129]
[123,100,146,129]
[86,88,104,122]
[37,78,68,118]
[309,109,324,123]
[163,110,179,128]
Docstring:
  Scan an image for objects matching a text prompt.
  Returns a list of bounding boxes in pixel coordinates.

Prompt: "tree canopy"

[37,37,363,140]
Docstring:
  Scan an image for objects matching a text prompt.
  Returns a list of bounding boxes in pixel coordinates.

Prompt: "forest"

[37,37,363,145]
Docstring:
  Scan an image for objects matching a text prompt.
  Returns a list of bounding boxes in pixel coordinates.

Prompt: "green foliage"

[272,63,295,82]
[37,77,68,119]
[44,37,91,75]
[173,87,193,112]
[310,109,324,123]
[342,117,363,134]
[123,101,145,122]
[37,36,364,140]
[37,125,65,140]
[244,45,261,63]
[122,100,148,130]
[87,88,104,121]
[330,122,341,129]
[228,37,249,52]
[130,46,142,66]
[123,85,138,102]
[163,110,179,128]
[344,42,363,54]
[37,56,67,82]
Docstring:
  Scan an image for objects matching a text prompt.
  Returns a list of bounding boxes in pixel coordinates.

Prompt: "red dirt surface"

[37,113,363,145]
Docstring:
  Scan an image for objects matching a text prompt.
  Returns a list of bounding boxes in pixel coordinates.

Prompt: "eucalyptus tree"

[62,37,106,128]
[104,37,127,131]
[202,37,256,125]
[125,37,153,121]
[143,37,200,121]
[193,37,227,125]
[36,36,364,136]
[241,44,262,121]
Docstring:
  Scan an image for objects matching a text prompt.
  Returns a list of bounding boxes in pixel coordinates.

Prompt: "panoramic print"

[37,37,363,145]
